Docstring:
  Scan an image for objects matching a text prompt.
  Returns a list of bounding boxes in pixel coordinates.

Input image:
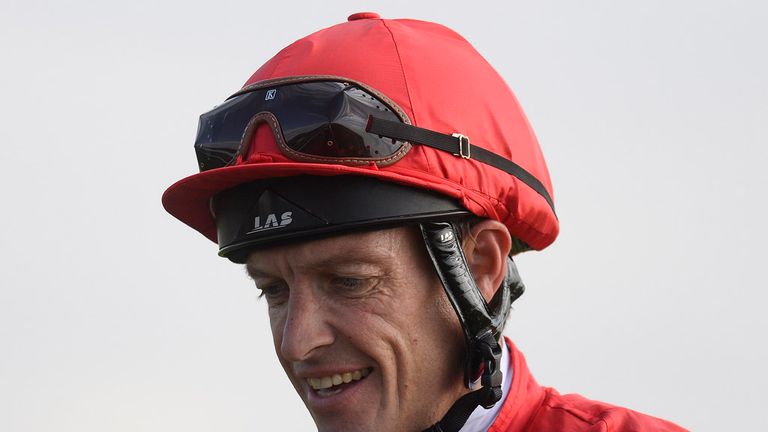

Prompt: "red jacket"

[489,339,687,431]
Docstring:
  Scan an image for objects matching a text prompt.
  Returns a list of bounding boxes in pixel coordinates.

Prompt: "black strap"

[367,116,556,216]
[421,337,504,432]
[422,335,503,432]
[419,222,506,432]
[423,389,492,432]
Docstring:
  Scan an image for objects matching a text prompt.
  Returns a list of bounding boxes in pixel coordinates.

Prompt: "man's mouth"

[306,367,373,396]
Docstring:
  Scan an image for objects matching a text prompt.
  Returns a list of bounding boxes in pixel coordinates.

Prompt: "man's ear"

[462,219,512,303]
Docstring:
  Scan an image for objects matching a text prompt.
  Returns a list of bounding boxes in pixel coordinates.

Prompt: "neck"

[459,339,512,431]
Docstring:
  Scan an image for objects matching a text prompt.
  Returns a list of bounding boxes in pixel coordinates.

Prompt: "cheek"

[267,310,308,394]
[267,308,287,355]
[389,286,465,371]
[425,293,465,359]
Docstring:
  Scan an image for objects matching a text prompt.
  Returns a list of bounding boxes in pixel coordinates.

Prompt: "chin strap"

[422,331,504,432]
[419,222,524,432]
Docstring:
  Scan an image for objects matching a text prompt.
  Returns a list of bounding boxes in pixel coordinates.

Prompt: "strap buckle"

[475,330,503,408]
[451,133,471,159]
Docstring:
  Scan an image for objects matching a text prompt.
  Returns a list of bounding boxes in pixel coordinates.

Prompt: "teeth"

[332,374,343,386]
[320,376,332,389]
[307,368,371,390]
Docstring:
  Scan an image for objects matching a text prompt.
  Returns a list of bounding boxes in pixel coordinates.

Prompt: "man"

[163,12,686,432]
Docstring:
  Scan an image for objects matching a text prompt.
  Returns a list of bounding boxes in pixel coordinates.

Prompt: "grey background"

[2,0,766,430]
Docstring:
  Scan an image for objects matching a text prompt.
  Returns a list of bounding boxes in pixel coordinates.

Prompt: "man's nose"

[279,289,335,362]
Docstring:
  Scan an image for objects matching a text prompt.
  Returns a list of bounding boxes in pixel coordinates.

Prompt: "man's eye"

[256,282,288,303]
[331,277,373,294]
[334,277,361,289]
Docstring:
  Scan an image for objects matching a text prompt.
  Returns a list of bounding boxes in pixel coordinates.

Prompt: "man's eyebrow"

[245,264,273,280]
[301,255,387,272]
[245,250,390,279]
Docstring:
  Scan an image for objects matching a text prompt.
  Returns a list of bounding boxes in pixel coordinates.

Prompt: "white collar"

[458,341,513,432]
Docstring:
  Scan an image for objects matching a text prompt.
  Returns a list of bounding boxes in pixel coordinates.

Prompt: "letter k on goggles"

[194,76,555,212]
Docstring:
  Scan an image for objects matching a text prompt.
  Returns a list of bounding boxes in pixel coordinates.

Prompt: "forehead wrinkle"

[294,238,398,275]
[299,254,388,275]
[245,228,405,278]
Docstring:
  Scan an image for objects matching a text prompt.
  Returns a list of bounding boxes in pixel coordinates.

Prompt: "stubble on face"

[246,226,468,432]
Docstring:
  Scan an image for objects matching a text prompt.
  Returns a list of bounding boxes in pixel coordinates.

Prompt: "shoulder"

[491,339,687,432]
[523,388,688,432]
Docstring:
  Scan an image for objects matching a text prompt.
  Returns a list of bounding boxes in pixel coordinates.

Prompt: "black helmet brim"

[213,175,469,263]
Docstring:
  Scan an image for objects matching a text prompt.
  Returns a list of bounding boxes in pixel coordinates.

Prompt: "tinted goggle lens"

[194,81,406,171]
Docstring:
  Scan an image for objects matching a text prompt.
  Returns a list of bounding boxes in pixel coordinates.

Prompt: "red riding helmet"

[162,12,558,432]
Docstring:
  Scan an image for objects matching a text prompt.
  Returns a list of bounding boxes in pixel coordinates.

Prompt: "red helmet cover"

[162,14,558,252]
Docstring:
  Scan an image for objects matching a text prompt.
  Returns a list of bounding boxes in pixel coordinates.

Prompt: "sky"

[1,0,766,430]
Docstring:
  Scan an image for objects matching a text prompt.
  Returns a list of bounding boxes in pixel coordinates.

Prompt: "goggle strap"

[367,116,557,216]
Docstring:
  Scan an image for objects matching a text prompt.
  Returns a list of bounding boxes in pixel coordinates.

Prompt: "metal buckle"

[452,133,471,159]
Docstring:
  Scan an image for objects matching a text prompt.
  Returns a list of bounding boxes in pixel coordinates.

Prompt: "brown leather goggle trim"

[239,112,411,167]
[232,76,413,167]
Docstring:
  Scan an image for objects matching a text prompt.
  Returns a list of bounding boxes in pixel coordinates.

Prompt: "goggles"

[194,77,412,172]
[194,76,555,213]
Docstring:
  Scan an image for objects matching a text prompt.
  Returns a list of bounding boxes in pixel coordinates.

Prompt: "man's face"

[246,226,467,432]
